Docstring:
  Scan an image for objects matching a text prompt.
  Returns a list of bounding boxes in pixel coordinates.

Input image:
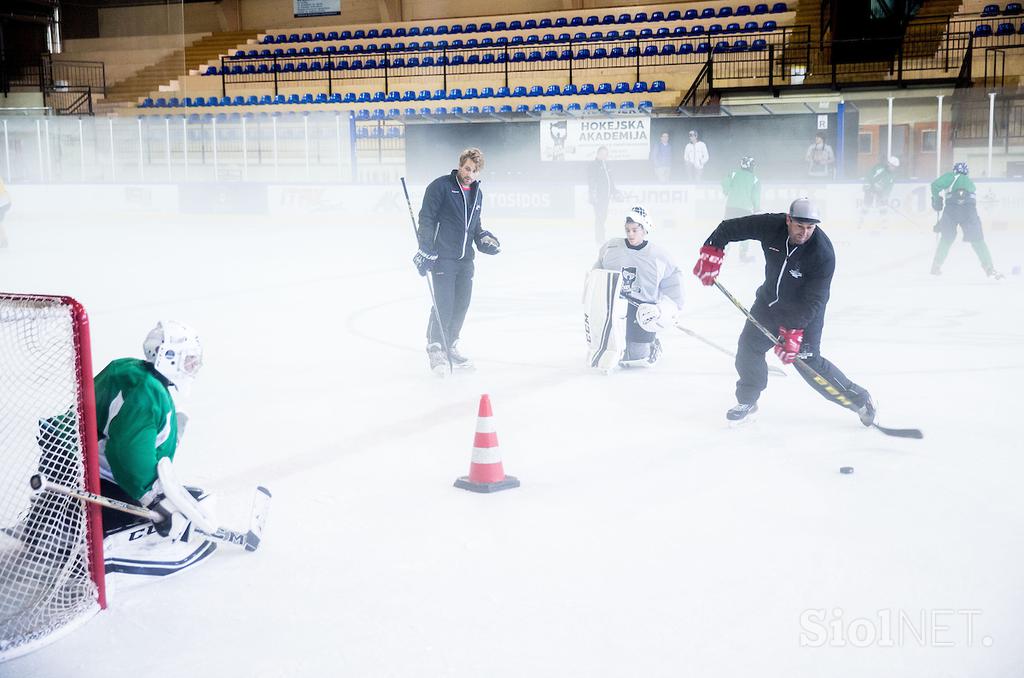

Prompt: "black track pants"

[426,258,475,347]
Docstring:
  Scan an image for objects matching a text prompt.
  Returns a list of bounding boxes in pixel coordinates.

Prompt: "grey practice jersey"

[595,239,685,309]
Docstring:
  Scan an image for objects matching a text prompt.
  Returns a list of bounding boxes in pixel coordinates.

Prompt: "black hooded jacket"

[416,170,485,261]
[704,212,836,329]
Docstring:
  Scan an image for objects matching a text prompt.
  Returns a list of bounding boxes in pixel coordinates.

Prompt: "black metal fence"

[218,26,811,97]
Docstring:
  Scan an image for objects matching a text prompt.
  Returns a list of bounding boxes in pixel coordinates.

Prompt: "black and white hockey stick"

[712,281,923,439]
[621,294,785,376]
[29,474,271,552]
[400,176,453,376]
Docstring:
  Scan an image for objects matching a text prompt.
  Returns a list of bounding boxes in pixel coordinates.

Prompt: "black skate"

[726,403,758,424]
[426,343,449,377]
[856,393,877,427]
[447,342,474,370]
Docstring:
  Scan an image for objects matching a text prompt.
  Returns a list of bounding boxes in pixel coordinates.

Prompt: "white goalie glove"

[141,457,218,542]
[635,299,678,333]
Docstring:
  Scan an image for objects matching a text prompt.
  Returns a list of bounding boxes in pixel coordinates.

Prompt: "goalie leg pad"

[583,269,627,372]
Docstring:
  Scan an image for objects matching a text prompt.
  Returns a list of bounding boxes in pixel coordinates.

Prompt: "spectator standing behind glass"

[683,130,709,181]
[588,146,622,244]
[805,133,835,179]
[650,132,673,183]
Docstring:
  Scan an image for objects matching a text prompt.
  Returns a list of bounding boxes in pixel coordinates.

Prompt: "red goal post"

[0,293,105,663]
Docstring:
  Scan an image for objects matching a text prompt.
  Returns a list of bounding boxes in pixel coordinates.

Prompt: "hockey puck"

[839,466,855,474]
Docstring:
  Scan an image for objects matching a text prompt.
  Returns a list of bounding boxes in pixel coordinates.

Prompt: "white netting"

[0,295,100,662]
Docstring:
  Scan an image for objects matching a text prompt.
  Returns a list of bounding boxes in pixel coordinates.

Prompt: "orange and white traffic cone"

[454,394,520,493]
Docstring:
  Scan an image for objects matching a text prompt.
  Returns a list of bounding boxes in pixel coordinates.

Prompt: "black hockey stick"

[712,281,923,439]
[400,177,453,376]
[621,294,785,376]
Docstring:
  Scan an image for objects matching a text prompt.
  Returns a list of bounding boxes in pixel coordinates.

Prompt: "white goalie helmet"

[143,320,203,392]
[625,205,654,233]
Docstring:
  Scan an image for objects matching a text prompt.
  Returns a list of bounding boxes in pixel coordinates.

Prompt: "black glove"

[931,195,943,212]
[413,249,438,276]
[146,494,191,541]
[476,230,501,255]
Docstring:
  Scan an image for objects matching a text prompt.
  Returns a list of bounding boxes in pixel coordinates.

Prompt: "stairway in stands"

[95,30,259,114]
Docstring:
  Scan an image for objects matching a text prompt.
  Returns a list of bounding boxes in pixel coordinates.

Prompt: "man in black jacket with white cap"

[692,197,876,425]
[413,148,501,375]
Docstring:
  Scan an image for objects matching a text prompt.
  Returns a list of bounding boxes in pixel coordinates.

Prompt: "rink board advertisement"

[540,117,652,162]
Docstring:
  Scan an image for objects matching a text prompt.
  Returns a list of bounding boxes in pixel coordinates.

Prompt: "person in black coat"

[587,145,622,244]
[412,148,501,375]
[691,198,876,425]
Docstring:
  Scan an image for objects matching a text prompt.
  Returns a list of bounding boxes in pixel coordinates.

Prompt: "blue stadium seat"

[544,84,560,96]
[401,90,416,101]
[743,20,759,31]
[643,45,658,56]
[710,24,724,35]
[580,83,596,94]
[342,93,356,103]
[555,17,568,27]
[751,38,768,50]
[982,3,1000,16]
[286,94,300,104]
[273,95,285,104]
[288,34,300,42]
[404,107,416,116]
[737,5,752,15]
[340,30,352,38]
[627,45,640,57]
[763,20,777,30]
[606,29,620,39]
[449,24,462,34]
[613,82,629,94]
[511,85,527,97]
[258,95,272,105]
[610,46,624,58]
[528,50,543,61]
[312,93,326,103]
[513,104,527,113]
[639,27,653,38]
[632,81,648,93]
[140,97,154,108]
[300,32,312,42]
[524,18,538,29]
[526,85,542,96]
[668,9,682,20]
[567,102,581,112]
[596,82,612,94]
[465,105,480,115]
[329,93,342,103]
[371,108,386,120]
[381,28,394,38]
[648,10,662,21]
[367,29,380,38]
[584,102,598,111]
[601,101,616,111]
[450,54,465,66]
[650,80,666,92]
[593,47,607,58]
[622,29,637,39]
[532,103,546,112]
[387,108,401,118]
[638,100,653,110]
[466,38,479,46]
[407,27,420,36]
[549,103,564,113]
[585,15,599,25]
[544,50,558,60]
[576,47,591,59]
[415,89,430,101]
[418,107,431,116]
[1006,2,1023,14]
[683,9,698,20]
[562,83,578,95]
[481,105,495,114]
[406,56,420,67]
[421,26,434,36]
[701,8,715,18]
[619,101,635,110]
[394,28,407,37]
[511,51,526,62]
[231,95,245,105]
[539,18,552,28]
[569,16,583,26]
[355,109,369,120]
[974,23,993,37]
[499,104,513,113]
[732,39,749,51]
[714,40,730,52]
[771,2,787,12]
[726,22,741,32]
[996,21,1015,34]
[655,27,669,37]
[420,56,435,67]
[718,6,733,17]
[660,44,676,55]
[509,20,522,29]
[481,54,495,64]
[465,22,478,32]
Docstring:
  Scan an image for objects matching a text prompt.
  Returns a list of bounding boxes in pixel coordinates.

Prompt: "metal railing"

[43,86,94,115]
[47,58,107,97]
[217,26,810,97]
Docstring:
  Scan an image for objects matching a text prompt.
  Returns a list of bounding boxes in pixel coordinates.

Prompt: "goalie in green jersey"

[93,321,217,542]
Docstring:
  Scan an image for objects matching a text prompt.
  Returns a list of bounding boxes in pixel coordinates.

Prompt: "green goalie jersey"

[94,358,179,501]
[721,168,760,212]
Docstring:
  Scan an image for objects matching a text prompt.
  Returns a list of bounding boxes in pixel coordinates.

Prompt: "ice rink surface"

[2,200,1023,678]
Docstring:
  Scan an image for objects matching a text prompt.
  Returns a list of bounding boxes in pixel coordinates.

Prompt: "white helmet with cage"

[143,320,203,393]
[624,205,654,234]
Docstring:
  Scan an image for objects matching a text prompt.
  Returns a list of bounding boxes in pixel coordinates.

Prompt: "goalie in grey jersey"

[586,206,685,369]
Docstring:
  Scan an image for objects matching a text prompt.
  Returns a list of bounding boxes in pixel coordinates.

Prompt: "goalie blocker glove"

[931,195,943,212]
[635,299,678,332]
[693,245,725,286]
[413,249,438,276]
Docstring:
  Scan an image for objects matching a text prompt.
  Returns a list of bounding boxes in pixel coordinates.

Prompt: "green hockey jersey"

[94,358,179,500]
[931,171,976,198]
[865,163,895,194]
[721,168,760,212]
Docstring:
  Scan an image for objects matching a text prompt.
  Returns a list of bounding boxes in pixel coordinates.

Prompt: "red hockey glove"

[774,327,804,365]
[692,245,725,286]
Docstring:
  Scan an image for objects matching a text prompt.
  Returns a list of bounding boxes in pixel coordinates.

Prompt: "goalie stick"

[620,294,786,376]
[29,473,271,552]
[711,281,923,440]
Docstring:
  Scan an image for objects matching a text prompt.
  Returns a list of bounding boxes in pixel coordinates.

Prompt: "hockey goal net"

[0,294,105,663]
